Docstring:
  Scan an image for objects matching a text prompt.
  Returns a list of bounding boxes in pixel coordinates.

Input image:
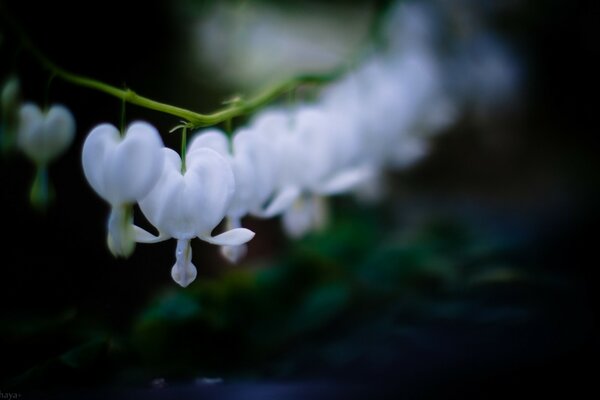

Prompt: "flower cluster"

[78,3,464,287]
[1,2,518,287]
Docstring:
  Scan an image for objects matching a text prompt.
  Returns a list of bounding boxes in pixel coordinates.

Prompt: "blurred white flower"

[282,194,328,239]
[18,103,75,166]
[187,128,274,263]
[258,106,372,237]
[17,102,76,209]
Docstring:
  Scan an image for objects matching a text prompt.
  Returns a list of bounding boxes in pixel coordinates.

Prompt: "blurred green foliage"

[127,201,517,380]
[1,200,544,390]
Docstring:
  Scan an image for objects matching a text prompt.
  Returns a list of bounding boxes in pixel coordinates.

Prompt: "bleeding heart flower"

[17,102,76,209]
[82,121,164,258]
[187,128,275,263]
[135,147,255,287]
[17,103,75,166]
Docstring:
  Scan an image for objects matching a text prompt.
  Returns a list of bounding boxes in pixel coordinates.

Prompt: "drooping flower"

[135,147,255,287]
[282,194,328,238]
[82,122,164,258]
[17,102,76,209]
[187,128,276,263]
[252,106,373,237]
[18,103,75,166]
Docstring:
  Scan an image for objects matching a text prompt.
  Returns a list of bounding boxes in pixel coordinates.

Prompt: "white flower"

[135,147,255,287]
[82,121,164,258]
[282,194,328,238]
[16,102,76,209]
[17,103,75,166]
[187,128,276,263]
[257,106,372,237]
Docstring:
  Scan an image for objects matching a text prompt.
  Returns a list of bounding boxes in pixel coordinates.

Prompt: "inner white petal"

[171,239,197,288]
[199,227,255,246]
[107,205,136,258]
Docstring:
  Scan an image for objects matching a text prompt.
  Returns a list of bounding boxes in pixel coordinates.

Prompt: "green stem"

[30,165,54,211]
[12,17,342,129]
[181,126,187,173]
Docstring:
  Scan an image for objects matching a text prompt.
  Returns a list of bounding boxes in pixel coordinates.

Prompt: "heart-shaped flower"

[82,122,164,206]
[187,128,276,263]
[253,106,373,237]
[135,147,255,286]
[17,102,76,209]
[82,121,164,257]
[17,103,75,166]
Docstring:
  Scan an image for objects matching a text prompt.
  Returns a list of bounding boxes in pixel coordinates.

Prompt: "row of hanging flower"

[0,3,517,287]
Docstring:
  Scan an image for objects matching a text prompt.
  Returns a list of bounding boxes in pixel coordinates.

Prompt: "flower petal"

[82,123,120,203]
[106,205,136,258]
[139,148,235,239]
[43,104,76,161]
[220,243,247,264]
[107,121,164,204]
[186,148,235,234]
[138,149,188,237]
[254,185,300,218]
[171,239,197,287]
[282,195,328,238]
[17,103,43,160]
[218,217,248,264]
[187,129,229,158]
[134,225,170,243]
[233,128,277,207]
[315,165,375,195]
[200,228,255,246]
[18,103,75,165]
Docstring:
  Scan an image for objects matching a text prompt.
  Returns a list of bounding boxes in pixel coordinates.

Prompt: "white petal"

[82,123,120,202]
[187,129,229,158]
[17,103,43,160]
[106,205,136,258]
[133,225,170,243]
[200,228,255,246]
[282,195,328,238]
[138,149,188,237]
[18,103,75,165]
[82,122,164,206]
[218,217,247,263]
[254,186,300,218]
[42,104,76,161]
[107,121,164,204]
[233,129,277,210]
[139,148,235,239]
[315,165,375,195]
[386,137,429,169]
[220,243,247,264]
[227,152,256,218]
[171,239,197,288]
[186,148,235,233]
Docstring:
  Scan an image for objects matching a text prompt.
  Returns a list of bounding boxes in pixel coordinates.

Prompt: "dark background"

[1,0,598,398]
